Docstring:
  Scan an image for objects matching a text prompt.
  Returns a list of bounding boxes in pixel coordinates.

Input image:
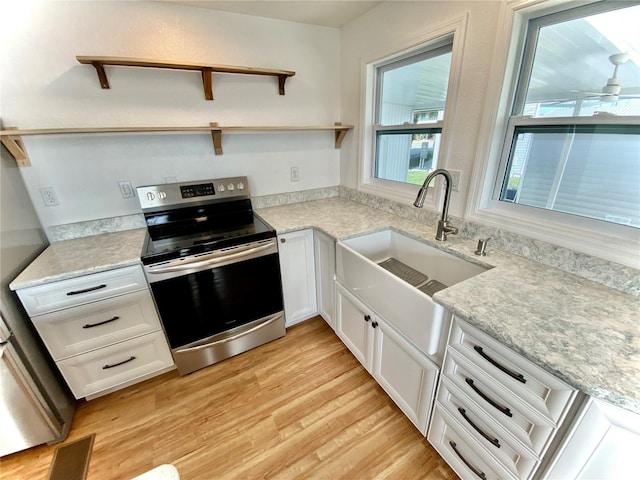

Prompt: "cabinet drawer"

[443,349,555,456]
[17,265,148,316]
[32,290,162,360]
[56,331,174,399]
[437,378,539,479]
[428,405,517,480]
[449,318,576,424]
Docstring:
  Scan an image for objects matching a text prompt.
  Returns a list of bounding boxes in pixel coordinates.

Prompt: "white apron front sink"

[336,229,489,355]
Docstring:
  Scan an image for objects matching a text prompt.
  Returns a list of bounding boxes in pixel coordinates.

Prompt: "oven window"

[150,254,284,348]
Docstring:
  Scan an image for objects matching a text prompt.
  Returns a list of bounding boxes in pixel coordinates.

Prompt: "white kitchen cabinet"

[429,316,579,479]
[336,283,438,434]
[313,229,335,329]
[278,229,317,327]
[56,331,174,399]
[336,283,374,367]
[15,265,174,399]
[372,315,439,435]
[542,397,640,479]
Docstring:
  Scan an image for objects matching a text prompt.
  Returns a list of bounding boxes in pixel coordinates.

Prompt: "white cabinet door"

[278,229,317,327]
[335,283,373,369]
[372,318,439,435]
[543,398,640,479]
[313,230,335,329]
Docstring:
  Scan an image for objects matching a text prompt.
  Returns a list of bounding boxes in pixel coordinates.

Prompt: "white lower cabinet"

[278,229,317,327]
[336,282,438,435]
[430,405,517,480]
[541,397,640,479]
[57,331,173,399]
[429,316,579,479]
[16,265,174,399]
[313,229,335,329]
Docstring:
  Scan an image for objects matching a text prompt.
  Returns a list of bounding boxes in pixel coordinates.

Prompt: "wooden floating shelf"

[0,123,354,165]
[76,56,296,100]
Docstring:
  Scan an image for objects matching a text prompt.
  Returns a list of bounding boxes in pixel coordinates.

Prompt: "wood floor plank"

[0,317,457,480]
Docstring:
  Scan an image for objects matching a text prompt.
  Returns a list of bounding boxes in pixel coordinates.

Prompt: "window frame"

[358,14,469,206]
[467,0,640,269]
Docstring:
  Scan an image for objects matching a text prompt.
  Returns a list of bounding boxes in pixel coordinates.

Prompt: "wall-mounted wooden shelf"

[76,56,296,100]
[0,123,353,166]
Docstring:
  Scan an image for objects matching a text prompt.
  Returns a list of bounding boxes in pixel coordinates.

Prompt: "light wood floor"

[1,317,457,480]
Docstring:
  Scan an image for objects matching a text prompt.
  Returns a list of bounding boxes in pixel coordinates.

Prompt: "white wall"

[0,1,341,230]
[340,1,502,218]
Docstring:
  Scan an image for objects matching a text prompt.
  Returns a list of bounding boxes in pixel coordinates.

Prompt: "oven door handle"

[147,241,275,274]
[174,313,284,353]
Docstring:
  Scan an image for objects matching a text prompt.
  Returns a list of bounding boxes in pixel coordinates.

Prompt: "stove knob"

[227,183,235,191]
[146,192,155,201]
[237,182,244,190]
[218,184,225,192]
[158,191,167,199]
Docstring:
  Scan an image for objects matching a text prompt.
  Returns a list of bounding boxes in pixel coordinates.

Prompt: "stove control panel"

[137,176,250,210]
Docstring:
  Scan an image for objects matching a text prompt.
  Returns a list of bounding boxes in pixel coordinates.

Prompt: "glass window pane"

[522,4,640,118]
[501,125,640,227]
[378,50,451,126]
[376,131,442,185]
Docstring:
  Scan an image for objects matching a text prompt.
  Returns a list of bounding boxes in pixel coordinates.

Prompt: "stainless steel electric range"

[137,177,285,375]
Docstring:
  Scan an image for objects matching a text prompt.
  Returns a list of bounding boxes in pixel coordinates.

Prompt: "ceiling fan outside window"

[517,2,640,118]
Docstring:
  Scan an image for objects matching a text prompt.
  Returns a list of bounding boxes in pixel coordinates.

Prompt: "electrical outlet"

[118,180,136,199]
[39,187,59,206]
[290,166,300,182]
[449,169,462,192]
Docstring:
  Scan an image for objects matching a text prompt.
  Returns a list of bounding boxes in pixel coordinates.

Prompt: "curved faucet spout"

[413,168,457,241]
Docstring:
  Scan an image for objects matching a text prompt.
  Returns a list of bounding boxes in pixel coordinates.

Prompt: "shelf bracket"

[0,128,31,166]
[334,122,348,149]
[91,61,110,89]
[210,122,223,155]
[201,67,214,100]
[278,74,288,95]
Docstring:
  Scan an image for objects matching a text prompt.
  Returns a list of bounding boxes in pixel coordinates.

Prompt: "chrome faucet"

[413,168,458,241]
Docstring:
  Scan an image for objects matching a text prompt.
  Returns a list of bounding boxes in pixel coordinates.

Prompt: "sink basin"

[336,229,489,355]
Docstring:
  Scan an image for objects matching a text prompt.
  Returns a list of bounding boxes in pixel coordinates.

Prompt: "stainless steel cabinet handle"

[458,407,500,448]
[474,345,526,384]
[83,316,120,329]
[102,356,136,369]
[465,378,513,417]
[449,441,487,480]
[67,284,107,296]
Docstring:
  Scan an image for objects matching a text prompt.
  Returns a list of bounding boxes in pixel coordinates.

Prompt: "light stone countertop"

[256,197,640,415]
[9,228,147,290]
[8,198,639,415]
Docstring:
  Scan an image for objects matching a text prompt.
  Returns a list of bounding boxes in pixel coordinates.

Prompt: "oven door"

[144,239,284,373]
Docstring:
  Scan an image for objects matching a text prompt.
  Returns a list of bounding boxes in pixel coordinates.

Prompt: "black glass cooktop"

[141,211,276,265]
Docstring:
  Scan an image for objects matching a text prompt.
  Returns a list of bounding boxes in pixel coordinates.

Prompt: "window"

[373,39,453,187]
[496,2,640,228]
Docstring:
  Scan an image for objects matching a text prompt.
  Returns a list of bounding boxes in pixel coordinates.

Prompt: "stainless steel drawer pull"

[473,345,526,384]
[449,441,487,480]
[102,356,136,369]
[458,408,501,448]
[83,316,120,329]
[66,284,107,296]
[465,378,513,417]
